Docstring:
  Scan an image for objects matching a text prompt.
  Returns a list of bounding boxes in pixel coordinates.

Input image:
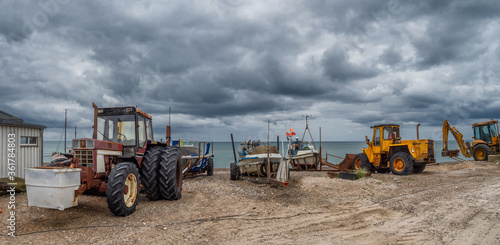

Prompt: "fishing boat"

[286,115,321,170]
[237,140,282,176]
[173,140,214,177]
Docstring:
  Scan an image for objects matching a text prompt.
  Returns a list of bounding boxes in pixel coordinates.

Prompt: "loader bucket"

[337,154,355,171]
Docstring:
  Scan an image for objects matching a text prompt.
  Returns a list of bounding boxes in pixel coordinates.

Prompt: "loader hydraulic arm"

[442,120,472,158]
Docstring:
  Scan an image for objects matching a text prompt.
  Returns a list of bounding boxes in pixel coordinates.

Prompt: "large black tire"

[230,162,239,180]
[141,146,162,200]
[353,153,371,171]
[207,158,214,176]
[389,152,414,175]
[106,162,140,216]
[472,144,491,161]
[413,164,426,173]
[159,147,182,200]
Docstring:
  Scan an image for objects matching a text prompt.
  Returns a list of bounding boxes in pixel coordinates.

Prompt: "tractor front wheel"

[389,152,414,175]
[353,153,371,171]
[106,162,140,216]
[159,147,183,200]
[472,144,491,161]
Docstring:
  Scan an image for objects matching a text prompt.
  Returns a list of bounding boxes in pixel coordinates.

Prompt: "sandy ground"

[1,160,500,244]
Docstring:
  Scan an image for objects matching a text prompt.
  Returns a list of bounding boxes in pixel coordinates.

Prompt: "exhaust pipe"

[416,123,421,140]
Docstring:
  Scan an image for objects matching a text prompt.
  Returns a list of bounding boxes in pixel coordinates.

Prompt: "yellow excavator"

[442,120,500,161]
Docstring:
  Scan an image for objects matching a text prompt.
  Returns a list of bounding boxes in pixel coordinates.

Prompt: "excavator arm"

[442,120,472,158]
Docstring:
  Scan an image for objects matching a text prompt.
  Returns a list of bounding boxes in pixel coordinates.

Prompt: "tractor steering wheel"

[117,133,128,141]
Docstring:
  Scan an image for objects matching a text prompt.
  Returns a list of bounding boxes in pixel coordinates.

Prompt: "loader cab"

[370,124,400,152]
[95,107,154,156]
[472,120,499,146]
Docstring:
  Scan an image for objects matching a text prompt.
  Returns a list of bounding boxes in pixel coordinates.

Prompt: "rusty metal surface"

[337,154,355,171]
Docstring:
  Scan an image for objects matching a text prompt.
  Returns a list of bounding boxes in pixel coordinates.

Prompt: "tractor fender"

[472,139,487,148]
[118,156,138,165]
[388,145,412,159]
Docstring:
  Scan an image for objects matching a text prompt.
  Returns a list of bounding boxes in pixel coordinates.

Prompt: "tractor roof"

[472,120,498,127]
[371,124,400,128]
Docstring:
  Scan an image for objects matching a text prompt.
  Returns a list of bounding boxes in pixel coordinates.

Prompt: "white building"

[0,111,46,179]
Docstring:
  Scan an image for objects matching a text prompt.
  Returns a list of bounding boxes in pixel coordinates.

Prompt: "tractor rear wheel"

[353,153,371,171]
[472,144,491,161]
[106,162,140,216]
[230,162,240,180]
[207,158,214,176]
[389,152,414,175]
[141,146,162,200]
[159,147,182,200]
[413,164,426,173]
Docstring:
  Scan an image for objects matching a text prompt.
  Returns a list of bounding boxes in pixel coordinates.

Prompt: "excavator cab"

[472,121,499,146]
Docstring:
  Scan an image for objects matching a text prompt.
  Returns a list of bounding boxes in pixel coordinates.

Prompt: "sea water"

[44,140,464,168]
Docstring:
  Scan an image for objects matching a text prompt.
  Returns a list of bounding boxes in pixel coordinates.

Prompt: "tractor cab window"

[475,125,492,144]
[489,123,497,137]
[138,116,147,147]
[373,128,381,146]
[393,127,400,139]
[97,115,137,146]
[383,127,393,140]
[146,119,153,140]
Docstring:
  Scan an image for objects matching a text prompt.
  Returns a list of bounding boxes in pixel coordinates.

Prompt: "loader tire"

[141,146,162,200]
[106,162,140,216]
[472,144,491,161]
[389,152,414,175]
[413,164,426,173]
[207,158,214,176]
[230,162,239,180]
[159,147,182,200]
[353,153,371,171]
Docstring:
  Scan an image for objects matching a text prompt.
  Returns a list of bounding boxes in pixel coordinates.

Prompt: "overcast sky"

[1,0,499,142]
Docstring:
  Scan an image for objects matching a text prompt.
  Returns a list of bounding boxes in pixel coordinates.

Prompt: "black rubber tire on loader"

[472,144,491,161]
[141,146,163,200]
[412,164,426,173]
[353,153,371,171]
[230,162,240,180]
[106,162,141,216]
[389,152,414,175]
[207,158,214,176]
[159,147,183,200]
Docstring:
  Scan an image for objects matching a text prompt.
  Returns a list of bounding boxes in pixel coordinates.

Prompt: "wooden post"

[267,120,271,181]
[92,102,98,139]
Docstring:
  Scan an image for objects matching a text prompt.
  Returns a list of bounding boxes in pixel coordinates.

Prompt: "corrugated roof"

[0,110,46,129]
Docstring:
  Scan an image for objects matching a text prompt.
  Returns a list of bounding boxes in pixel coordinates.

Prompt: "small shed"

[0,111,46,179]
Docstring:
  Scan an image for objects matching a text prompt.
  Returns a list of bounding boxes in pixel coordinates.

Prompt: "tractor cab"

[472,120,499,146]
[367,124,401,152]
[95,106,154,156]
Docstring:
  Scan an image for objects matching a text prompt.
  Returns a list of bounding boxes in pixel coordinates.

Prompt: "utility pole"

[64,109,67,153]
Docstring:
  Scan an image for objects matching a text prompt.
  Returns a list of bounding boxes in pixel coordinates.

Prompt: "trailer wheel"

[413,164,426,173]
[159,147,182,200]
[472,144,491,161]
[353,153,371,171]
[230,162,240,180]
[207,158,214,176]
[389,152,414,175]
[106,162,140,216]
[141,146,162,200]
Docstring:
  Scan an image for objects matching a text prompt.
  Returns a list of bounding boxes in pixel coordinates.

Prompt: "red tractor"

[69,103,182,216]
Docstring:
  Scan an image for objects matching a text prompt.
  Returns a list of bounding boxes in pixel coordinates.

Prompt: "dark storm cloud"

[0,0,499,140]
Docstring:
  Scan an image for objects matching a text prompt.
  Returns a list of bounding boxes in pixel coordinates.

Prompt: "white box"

[25,167,82,210]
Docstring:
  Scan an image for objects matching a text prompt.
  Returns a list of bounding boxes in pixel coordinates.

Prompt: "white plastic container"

[25,167,82,210]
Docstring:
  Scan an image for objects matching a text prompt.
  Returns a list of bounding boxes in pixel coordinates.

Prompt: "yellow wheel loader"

[442,120,499,161]
[353,124,435,175]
